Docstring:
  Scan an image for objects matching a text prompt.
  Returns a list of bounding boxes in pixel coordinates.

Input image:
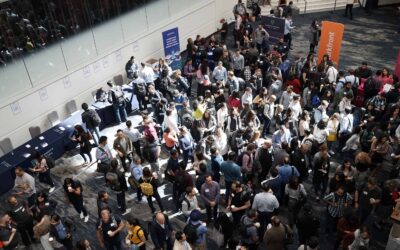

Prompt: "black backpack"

[174,172,186,191]
[184,222,200,244]
[106,171,121,191]
[236,151,251,166]
[237,217,253,240]
[88,110,101,127]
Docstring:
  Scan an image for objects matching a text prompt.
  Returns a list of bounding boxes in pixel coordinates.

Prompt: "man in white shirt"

[262,95,276,137]
[280,86,295,111]
[241,87,253,107]
[289,95,302,121]
[326,61,338,84]
[123,120,142,158]
[140,62,155,84]
[14,167,36,206]
[212,61,228,86]
[284,15,295,49]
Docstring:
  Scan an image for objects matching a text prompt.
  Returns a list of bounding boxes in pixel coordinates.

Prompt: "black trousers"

[147,192,164,213]
[133,140,142,158]
[206,204,218,221]
[284,33,292,49]
[116,191,126,211]
[72,199,88,216]
[38,170,54,187]
[136,94,147,111]
[345,4,353,18]
[17,218,34,246]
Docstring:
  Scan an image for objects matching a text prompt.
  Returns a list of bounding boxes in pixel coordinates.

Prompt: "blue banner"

[162,27,181,70]
[261,16,285,44]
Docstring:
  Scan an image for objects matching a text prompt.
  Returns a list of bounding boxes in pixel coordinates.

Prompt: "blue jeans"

[113,102,127,124]
[262,117,271,137]
[89,126,100,145]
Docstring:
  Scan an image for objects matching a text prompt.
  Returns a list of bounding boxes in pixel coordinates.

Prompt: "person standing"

[96,208,125,250]
[81,102,101,145]
[263,216,291,250]
[227,181,251,224]
[252,184,279,237]
[173,231,192,250]
[6,195,34,248]
[184,209,208,250]
[123,120,142,159]
[107,81,128,125]
[13,167,36,207]
[125,217,147,250]
[284,15,295,50]
[130,156,144,202]
[113,129,133,172]
[354,177,382,223]
[0,213,19,249]
[106,159,129,214]
[49,214,73,250]
[200,174,220,223]
[71,125,93,164]
[149,212,174,250]
[139,167,165,213]
[30,153,55,193]
[63,178,89,222]
[231,49,245,77]
[96,136,113,174]
[323,185,353,234]
[220,152,242,205]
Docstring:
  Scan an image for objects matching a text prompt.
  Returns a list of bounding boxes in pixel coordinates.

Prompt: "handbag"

[327,132,337,142]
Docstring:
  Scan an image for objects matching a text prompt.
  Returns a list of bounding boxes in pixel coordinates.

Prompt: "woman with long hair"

[369,132,390,164]
[285,177,307,226]
[63,178,89,222]
[71,125,92,164]
[244,110,261,131]
[125,217,147,250]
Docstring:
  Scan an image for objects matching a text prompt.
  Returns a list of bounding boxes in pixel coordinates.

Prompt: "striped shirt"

[324,192,353,218]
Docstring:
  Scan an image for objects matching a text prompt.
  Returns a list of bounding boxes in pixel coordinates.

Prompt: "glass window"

[0,60,32,100]
[145,0,170,29]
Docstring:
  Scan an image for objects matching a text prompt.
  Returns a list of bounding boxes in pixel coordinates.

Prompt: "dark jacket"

[149,214,173,249]
[290,148,309,181]
[113,136,132,156]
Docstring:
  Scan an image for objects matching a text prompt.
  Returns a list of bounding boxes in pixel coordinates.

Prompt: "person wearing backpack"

[106,159,128,214]
[139,167,165,213]
[107,81,128,125]
[96,207,125,250]
[30,152,55,193]
[81,102,101,145]
[227,181,252,224]
[184,209,207,250]
[181,187,200,217]
[132,73,147,111]
[239,209,259,250]
[149,212,174,250]
[125,217,147,250]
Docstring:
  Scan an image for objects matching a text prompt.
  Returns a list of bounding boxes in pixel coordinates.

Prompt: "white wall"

[0,0,237,150]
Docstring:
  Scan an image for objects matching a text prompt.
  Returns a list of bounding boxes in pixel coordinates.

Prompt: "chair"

[113,74,124,86]
[66,100,78,115]
[47,111,60,127]
[29,126,41,139]
[0,138,13,155]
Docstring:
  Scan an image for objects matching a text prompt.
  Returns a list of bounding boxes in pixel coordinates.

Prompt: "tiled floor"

[2,5,399,250]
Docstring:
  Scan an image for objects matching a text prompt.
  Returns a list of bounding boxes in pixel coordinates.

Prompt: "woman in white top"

[326,113,340,154]
[313,120,329,145]
[343,126,361,159]
[338,93,353,114]
[216,103,228,128]
[288,95,302,121]
[163,109,179,133]
[214,126,229,157]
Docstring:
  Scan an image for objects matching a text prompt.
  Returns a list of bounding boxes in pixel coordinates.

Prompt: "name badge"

[301,159,305,162]
[363,191,368,195]
[45,202,50,206]
[110,223,115,227]
[205,189,210,193]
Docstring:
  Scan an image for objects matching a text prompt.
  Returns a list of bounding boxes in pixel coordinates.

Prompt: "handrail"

[304,0,308,15]
[333,0,338,12]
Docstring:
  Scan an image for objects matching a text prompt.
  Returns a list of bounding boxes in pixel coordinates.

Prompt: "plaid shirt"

[324,192,353,218]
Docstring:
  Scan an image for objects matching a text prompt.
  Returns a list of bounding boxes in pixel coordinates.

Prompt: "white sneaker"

[84,215,89,223]
[80,212,84,219]
[49,187,55,193]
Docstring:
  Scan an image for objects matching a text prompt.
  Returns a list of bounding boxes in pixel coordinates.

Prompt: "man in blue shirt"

[220,152,242,204]
[278,156,300,185]
[210,147,223,183]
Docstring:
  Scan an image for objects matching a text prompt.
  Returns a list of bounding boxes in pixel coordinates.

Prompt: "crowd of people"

[1,0,399,250]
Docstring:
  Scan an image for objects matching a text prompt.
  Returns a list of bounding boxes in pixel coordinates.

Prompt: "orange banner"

[317,21,345,65]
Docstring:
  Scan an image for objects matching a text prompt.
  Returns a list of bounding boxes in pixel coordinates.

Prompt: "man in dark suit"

[113,129,132,172]
[290,143,310,182]
[149,212,174,250]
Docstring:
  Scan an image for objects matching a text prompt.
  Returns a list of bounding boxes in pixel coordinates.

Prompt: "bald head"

[155,212,165,225]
